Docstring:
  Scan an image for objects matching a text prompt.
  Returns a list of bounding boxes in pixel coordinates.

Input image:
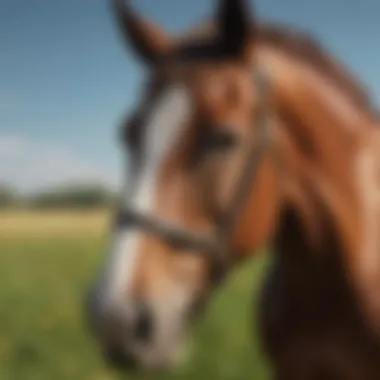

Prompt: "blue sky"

[1,0,380,192]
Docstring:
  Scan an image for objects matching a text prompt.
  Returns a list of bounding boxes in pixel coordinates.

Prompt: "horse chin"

[134,296,208,373]
[123,335,192,375]
[145,341,190,373]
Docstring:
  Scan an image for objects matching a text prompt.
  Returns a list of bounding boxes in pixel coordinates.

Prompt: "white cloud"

[0,134,29,158]
[0,134,120,193]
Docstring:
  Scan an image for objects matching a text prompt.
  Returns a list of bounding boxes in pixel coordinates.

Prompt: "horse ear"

[111,0,173,66]
[216,0,253,58]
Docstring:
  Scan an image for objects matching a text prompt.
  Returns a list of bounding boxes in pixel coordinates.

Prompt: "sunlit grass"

[0,209,111,238]
[0,210,271,380]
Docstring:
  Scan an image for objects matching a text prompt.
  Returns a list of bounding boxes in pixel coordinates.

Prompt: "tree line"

[0,182,118,210]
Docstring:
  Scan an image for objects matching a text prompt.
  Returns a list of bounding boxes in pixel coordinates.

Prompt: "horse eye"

[202,130,238,152]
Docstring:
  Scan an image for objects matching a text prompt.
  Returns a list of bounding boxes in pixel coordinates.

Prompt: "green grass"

[0,211,271,380]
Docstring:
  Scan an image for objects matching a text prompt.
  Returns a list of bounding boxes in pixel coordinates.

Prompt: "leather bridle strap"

[215,69,272,247]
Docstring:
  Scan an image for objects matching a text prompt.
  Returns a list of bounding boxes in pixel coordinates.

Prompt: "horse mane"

[258,24,377,116]
[174,21,378,118]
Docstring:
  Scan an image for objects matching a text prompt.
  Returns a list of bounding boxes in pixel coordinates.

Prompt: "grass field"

[0,210,271,380]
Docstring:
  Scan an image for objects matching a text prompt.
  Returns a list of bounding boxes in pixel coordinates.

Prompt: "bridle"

[116,69,273,282]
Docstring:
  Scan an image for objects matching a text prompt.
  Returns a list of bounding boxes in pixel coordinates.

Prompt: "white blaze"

[101,85,192,306]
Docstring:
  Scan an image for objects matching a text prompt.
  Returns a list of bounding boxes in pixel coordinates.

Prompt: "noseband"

[116,69,273,282]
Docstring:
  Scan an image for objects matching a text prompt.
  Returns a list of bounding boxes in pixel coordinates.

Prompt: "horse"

[86,0,380,378]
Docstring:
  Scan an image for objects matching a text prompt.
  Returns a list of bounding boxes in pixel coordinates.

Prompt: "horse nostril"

[134,303,153,343]
[105,347,137,370]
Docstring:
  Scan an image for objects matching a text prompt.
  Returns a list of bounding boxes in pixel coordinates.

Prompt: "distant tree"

[28,183,117,209]
[0,183,19,209]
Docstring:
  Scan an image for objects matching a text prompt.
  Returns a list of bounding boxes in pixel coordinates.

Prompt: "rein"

[116,69,273,281]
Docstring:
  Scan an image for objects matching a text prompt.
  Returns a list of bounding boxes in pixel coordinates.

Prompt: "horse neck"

[261,46,373,270]
[258,47,380,328]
